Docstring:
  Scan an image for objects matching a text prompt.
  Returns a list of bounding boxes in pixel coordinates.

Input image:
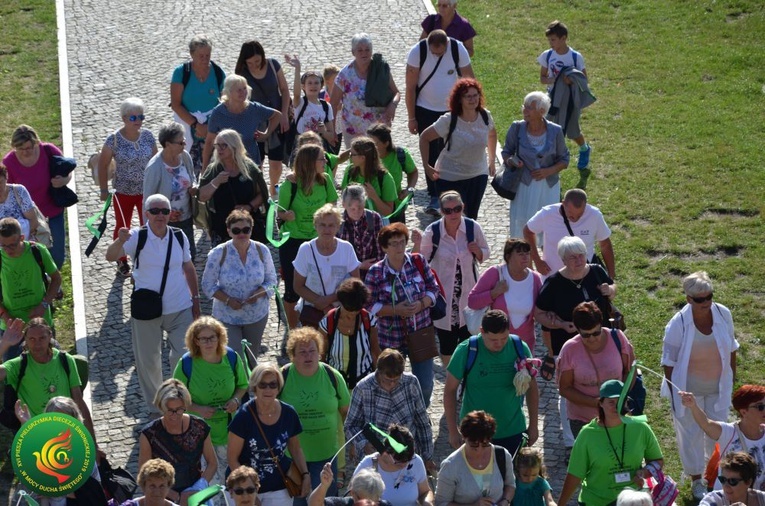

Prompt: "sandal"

[540,355,556,381]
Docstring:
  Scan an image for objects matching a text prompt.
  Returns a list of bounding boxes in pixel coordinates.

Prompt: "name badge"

[614,471,631,484]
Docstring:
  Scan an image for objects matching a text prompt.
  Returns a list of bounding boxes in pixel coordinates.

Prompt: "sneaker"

[577,144,591,170]
[576,168,591,190]
[116,259,131,277]
[426,196,440,216]
[691,478,707,500]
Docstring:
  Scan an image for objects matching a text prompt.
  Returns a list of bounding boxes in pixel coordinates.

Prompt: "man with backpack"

[106,194,201,414]
[0,217,62,361]
[405,29,473,214]
[443,310,539,457]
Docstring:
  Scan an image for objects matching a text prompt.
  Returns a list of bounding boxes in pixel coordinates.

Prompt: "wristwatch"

[41,301,50,310]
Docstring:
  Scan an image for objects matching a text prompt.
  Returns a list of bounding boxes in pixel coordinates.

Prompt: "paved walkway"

[8,0,569,501]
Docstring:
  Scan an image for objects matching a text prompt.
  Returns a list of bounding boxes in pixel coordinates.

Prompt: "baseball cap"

[599,379,624,399]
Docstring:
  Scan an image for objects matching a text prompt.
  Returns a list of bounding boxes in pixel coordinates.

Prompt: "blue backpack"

[180,347,240,386]
[458,334,526,400]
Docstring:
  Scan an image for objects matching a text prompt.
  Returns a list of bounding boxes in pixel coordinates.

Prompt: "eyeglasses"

[579,328,601,338]
[463,93,480,100]
[168,140,186,146]
[127,114,145,122]
[386,239,407,248]
[441,204,463,215]
[718,476,744,487]
[690,293,713,303]
[166,406,186,415]
[214,143,229,150]
[232,487,257,495]
[257,381,279,390]
[467,440,491,448]
[148,208,171,215]
[748,402,765,412]
[230,226,252,235]
[196,335,218,344]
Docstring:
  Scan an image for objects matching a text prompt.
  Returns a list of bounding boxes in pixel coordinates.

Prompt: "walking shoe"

[116,259,131,277]
[576,168,591,190]
[426,196,440,216]
[691,478,707,500]
[577,144,591,169]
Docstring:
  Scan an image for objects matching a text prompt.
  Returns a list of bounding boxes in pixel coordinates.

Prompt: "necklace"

[569,276,584,289]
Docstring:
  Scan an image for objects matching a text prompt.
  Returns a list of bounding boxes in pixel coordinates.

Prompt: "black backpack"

[416,38,462,98]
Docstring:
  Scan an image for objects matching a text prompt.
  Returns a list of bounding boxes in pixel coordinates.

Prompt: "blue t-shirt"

[207,101,276,165]
[513,477,551,506]
[171,63,225,113]
[228,400,302,493]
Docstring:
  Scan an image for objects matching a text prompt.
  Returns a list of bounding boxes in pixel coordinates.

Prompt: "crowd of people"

[0,4,762,506]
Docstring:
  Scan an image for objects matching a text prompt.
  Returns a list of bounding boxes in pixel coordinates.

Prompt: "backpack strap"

[377,171,386,194]
[360,310,371,332]
[287,181,299,211]
[364,210,375,232]
[226,347,239,385]
[416,40,446,97]
[495,447,506,482]
[180,352,193,385]
[459,335,480,400]
[428,220,442,263]
[450,39,461,77]
[395,147,407,174]
[320,99,330,122]
[293,96,311,127]
[325,307,340,351]
[211,61,225,93]
[134,228,148,269]
[181,61,192,88]
[15,354,29,392]
[479,109,489,126]
[219,243,228,267]
[418,39,428,68]
[464,218,479,280]
[321,363,340,400]
[445,113,460,150]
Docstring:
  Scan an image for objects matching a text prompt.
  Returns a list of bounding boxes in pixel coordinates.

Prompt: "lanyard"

[603,423,626,469]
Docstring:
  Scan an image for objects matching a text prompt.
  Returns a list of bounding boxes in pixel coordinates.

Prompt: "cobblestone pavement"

[7,0,570,502]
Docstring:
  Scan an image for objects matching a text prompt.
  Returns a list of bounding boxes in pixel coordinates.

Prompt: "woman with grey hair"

[330,33,400,148]
[534,235,615,447]
[309,464,391,506]
[97,97,158,276]
[170,35,226,176]
[661,270,738,499]
[503,91,570,238]
[143,121,197,258]
[339,184,384,279]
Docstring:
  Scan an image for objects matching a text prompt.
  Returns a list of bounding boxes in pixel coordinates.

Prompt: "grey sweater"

[435,445,515,506]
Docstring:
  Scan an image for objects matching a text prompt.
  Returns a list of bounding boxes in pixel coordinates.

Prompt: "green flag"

[17,491,40,506]
[385,190,414,220]
[265,199,290,248]
[368,423,408,453]
[188,484,224,506]
[620,360,647,423]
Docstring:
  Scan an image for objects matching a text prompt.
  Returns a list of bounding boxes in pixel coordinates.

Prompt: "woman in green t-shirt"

[277,144,338,329]
[366,123,418,223]
[341,137,396,216]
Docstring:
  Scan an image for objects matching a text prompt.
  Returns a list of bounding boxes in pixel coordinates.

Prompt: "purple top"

[421,12,477,42]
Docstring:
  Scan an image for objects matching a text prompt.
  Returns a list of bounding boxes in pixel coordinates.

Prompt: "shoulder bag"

[249,403,304,497]
[11,186,52,248]
[491,124,522,201]
[299,243,327,328]
[130,228,174,320]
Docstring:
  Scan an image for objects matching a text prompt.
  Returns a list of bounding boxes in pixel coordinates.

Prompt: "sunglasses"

[257,381,279,390]
[580,329,601,338]
[231,226,252,235]
[128,114,145,122]
[691,293,713,303]
[467,440,491,448]
[214,142,229,149]
[441,205,464,215]
[148,208,171,215]
[718,476,744,487]
[748,403,765,412]
[232,486,257,496]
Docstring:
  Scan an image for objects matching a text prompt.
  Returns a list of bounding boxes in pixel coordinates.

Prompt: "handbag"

[491,124,522,200]
[98,457,138,503]
[299,243,328,329]
[130,227,174,320]
[404,325,439,363]
[11,186,52,248]
[411,253,447,320]
[463,266,503,335]
[249,404,304,497]
[609,329,645,415]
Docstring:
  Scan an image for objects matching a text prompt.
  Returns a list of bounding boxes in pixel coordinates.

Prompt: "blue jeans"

[48,212,66,269]
[293,458,337,506]
[410,357,434,409]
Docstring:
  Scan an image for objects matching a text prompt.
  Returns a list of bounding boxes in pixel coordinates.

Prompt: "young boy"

[284,55,337,150]
[320,65,342,154]
[538,20,591,188]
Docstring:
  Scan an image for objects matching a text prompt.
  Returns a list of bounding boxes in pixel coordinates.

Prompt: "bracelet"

[210,182,219,189]
[232,397,240,407]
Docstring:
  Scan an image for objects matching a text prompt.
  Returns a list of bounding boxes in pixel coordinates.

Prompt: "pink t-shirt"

[557,329,634,422]
[3,143,63,217]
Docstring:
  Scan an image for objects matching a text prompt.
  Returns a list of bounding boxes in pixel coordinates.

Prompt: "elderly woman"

[3,125,70,268]
[96,97,158,276]
[143,121,197,259]
[534,236,615,447]
[138,379,217,506]
[504,91,570,238]
[201,209,276,354]
[202,75,282,169]
[0,163,40,239]
[339,185,384,280]
[700,452,765,506]
[467,238,542,351]
[280,328,351,496]
[365,223,440,407]
[354,424,434,506]
[341,137,397,216]
[319,278,380,389]
[558,380,664,506]
[198,129,270,245]
[172,316,247,494]
[662,271,739,498]
[126,458,179,506]
[227,466,260,506]
[277,144,338,329]
[235,41,292,196]
[436,411,515,506]
[419,0,476,57]
[413,191,490,366]
[293,204,361,328]
[419,78,497,220]
[366,123,418,223]
[228,363,312,505]
[310,466,391,506]
[679,385,765,492]
[170,35,225,175]
[558,301,635,438]
[330,33,401,148]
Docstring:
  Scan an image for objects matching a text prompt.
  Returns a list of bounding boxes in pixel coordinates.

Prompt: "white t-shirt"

[406,39,471,112]
[294,98,334,134]
[537,47,586,89]
[293,239,360,306]
[715,422,765,492]
[525,203,611,273]
[502,266,534,329]
[432,111,494,181]
[355,453,427,506]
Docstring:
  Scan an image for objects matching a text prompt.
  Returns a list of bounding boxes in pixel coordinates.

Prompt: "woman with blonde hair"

[198,129,270,245]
